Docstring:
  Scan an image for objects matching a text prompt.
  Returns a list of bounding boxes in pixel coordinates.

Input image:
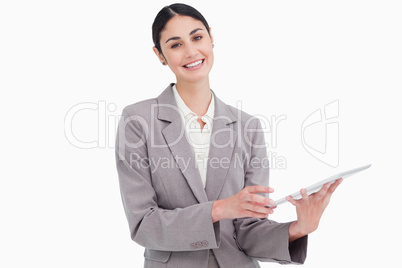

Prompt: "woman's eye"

[171,43,181,49]
[193,36,202,41]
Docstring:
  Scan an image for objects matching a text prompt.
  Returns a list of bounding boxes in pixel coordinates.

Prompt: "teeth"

[185,60,203,68]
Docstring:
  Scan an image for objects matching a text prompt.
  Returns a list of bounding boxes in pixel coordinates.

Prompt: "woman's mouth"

[183,59,205,70]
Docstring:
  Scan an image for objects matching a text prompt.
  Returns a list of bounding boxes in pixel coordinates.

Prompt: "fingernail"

[339,178,343,183]
[266,187,274,193]
[269,199,275,205]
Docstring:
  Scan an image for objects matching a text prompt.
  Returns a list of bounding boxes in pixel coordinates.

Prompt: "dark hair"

[152,3,210,55]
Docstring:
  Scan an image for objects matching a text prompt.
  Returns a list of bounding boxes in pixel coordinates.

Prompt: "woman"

[115,3,342,268]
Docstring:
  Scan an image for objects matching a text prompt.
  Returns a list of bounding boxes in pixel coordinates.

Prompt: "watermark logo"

[63,99,340,169]
[63,100,289,170]
[64,101,119,149]
[301,100,339,167]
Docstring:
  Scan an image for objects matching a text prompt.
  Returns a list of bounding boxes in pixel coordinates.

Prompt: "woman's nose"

[184,43,198,58]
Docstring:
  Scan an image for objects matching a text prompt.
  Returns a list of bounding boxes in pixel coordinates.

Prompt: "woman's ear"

[209,27,214,44]
[152,46,167,65]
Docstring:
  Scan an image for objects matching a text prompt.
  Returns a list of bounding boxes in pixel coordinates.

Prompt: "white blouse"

[172,84,215,188]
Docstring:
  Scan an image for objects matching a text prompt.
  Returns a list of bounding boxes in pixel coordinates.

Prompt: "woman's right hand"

[211,185,276,223]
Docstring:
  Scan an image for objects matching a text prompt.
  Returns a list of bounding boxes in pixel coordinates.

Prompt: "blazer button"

[196,241,203,248]
[191,243,197,249]
[202,240,209,247]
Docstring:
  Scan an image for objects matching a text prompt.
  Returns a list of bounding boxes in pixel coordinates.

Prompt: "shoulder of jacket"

[121,97,158,117]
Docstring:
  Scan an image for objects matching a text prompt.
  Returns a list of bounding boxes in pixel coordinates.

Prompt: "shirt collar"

[172,84,215,121]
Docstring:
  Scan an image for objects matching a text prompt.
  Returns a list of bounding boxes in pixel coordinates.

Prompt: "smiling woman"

[154,15,214,88]
[115,3,342,268]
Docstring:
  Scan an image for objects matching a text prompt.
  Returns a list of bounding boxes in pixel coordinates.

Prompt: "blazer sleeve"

[115,107,221,252]
[233,117,308,265]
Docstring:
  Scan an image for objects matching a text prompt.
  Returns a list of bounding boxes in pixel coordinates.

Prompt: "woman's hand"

[288,178,343,242]
[211,185,276,223]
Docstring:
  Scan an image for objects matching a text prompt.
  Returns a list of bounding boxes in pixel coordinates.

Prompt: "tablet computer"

[267,164,372,207]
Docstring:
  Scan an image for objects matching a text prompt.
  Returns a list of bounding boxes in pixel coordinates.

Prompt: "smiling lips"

[183,59,204,69]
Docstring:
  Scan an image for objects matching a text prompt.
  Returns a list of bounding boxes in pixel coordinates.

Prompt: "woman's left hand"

[287,178,343,242]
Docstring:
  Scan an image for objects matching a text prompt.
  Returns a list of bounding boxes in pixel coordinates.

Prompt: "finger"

[301,188,309,201]
[286,195,298,206]
[252,201,276,207]
[327,178,343,195]
[315,182,331,200]
[247,185,274,194]
[252,201,266,206]
[244,202,274,215]
[246,193,276,207]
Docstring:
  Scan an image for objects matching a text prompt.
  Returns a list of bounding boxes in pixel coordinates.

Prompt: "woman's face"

[155,15,214,85]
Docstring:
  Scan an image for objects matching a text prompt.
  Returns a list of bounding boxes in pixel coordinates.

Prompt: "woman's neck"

[175,78,212,116]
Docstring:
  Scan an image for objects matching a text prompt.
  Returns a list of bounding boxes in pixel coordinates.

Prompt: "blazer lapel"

[204,92,238,201]
[156,83,238,203]
[157,84,208,204]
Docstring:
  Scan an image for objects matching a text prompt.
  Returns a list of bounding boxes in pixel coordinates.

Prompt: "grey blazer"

[115,84,307,268]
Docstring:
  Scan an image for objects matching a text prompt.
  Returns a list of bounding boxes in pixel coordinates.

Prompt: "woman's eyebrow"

[189,28,203,35]
[165,28,204,44]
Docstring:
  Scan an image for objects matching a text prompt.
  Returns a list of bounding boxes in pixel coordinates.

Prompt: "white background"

[1,0,401,267]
